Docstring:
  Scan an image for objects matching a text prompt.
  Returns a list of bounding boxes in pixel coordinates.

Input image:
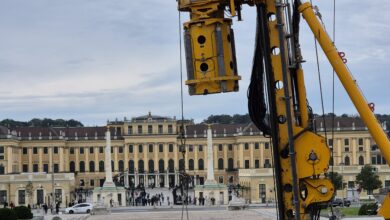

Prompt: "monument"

[93,127,126,212]
[194,125,228,205]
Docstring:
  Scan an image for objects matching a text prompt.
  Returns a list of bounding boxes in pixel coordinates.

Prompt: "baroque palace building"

[0,112,389,207]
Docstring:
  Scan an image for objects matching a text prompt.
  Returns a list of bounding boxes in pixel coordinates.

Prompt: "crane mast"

[178,0,390,219]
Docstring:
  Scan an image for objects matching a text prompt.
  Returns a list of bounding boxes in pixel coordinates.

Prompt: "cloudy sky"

[0,0,389,126]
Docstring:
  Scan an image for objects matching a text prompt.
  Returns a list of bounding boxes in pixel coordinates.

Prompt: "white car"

[65,203,93,214]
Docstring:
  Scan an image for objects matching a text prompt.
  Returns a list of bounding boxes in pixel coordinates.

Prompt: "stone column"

[103,128,115,187]
[206,125,217,184]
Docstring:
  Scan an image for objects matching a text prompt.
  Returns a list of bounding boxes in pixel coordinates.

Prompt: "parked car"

[65,203,93,214]
[331,198,351,207]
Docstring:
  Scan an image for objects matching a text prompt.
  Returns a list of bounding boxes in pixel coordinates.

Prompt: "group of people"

[133,191,166,206]
[2,201,15,209]
[42,202,61,215]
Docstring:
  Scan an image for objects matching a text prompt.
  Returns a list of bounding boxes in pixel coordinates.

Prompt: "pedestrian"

[56,202,60,214]
[27,204,31,210]
[10,201,14,209]
[167,196,170,206]
[43,203,48,214]
[3,200,8,208]
[110,199,113,207]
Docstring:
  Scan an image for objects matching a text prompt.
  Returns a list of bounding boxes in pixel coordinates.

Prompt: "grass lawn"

[322,207,360,217]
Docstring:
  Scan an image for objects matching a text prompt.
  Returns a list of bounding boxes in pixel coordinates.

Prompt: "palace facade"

[0,113,389,206]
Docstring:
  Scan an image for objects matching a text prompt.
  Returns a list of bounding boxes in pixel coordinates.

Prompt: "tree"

[328,172,343,191]
[356,165,382,194]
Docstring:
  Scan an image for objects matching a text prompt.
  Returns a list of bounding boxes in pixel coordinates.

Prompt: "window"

[22,164,28,172]
[43,164,49,173]
[129,145,134,153]
[0,165,4,174]
[228,144,232,151]
[372,156,377,164]
[218,158,224,170]
[111,160,115,172]
[264,159,271,168]
[149,144,153,153]
[198,145,203,152]
[158,125,163,134]
[54,147,59,154]
[138,160,144,173]
[189,159,194,170]
[385,180,390,189]
[23,148,28,154]
[189,145,193,152]
[159,144,163,153]
[54,164,59,173]
[344,147,349,152]
[33,164,39,172]
[168,159,174,172]
[138,125,142,134]
[89,161,95,172]
[159,160,164,173]
[244,143,249,150]
[99,147,103,153]
[168,125,173,134]
[359,146,364,152]
[119,147,123,153]
[89,147,94,154]
[129,160,135,173]
[79,147,84,154]
[255,160,260,168]
[99,161,104,172]
[69,161,75,173]
[344,138,349,146]
[344,156,350,166]
[70,148,74,154]
[328,139,333,147]
[358,138,364,146]
[228,158,234,170]
[169,144,173,152]
[148,125,153,134]
[90,179,95,187]
[245,160,250,169]
[119,160,124,172]
[219,176,224,184]
[18,190,26,205]
[33,147,38,154]
[255,143,259,149]
[148,160,154,173]
[111,147,113,154]
[139,145,143,153]
[217,144,222,151]
[265,143,270,149]
[359,156,364,165]
[348,181,355,189]
[79,161,85,172]
[128,126,133,135]
[198,159,204,170]
[43,147,48,154]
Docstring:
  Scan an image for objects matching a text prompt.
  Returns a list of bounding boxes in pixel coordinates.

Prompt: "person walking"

[43,203,48,214]
[55,202,60,214]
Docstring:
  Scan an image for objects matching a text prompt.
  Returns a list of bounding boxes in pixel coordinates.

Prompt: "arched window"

[359,156,364,165]
[89,161,95,172]
[138,160,144,173]
[198,159,204,170]
[179,159,185,171]
[129,160,134,173]
[228,158,234,170]
[344,156,350,166]
[189,159,194,171]
[79,161,85,173]
[0,164,4,175]
[111,160,115,172]
[118,160,124,172]
[148,160,154,173]
[168,159,174,172]
[98,161,104,172]
[159,160,164,173]
[69,161,75,173]
[218,158,224,170]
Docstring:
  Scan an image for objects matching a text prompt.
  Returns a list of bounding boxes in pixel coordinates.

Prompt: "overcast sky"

[0,0,389,126]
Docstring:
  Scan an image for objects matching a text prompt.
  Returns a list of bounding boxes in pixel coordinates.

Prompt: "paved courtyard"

[87,208,277,220]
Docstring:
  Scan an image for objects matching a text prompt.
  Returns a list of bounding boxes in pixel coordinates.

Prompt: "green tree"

[356,165,382,194]
[328,172,343,191]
